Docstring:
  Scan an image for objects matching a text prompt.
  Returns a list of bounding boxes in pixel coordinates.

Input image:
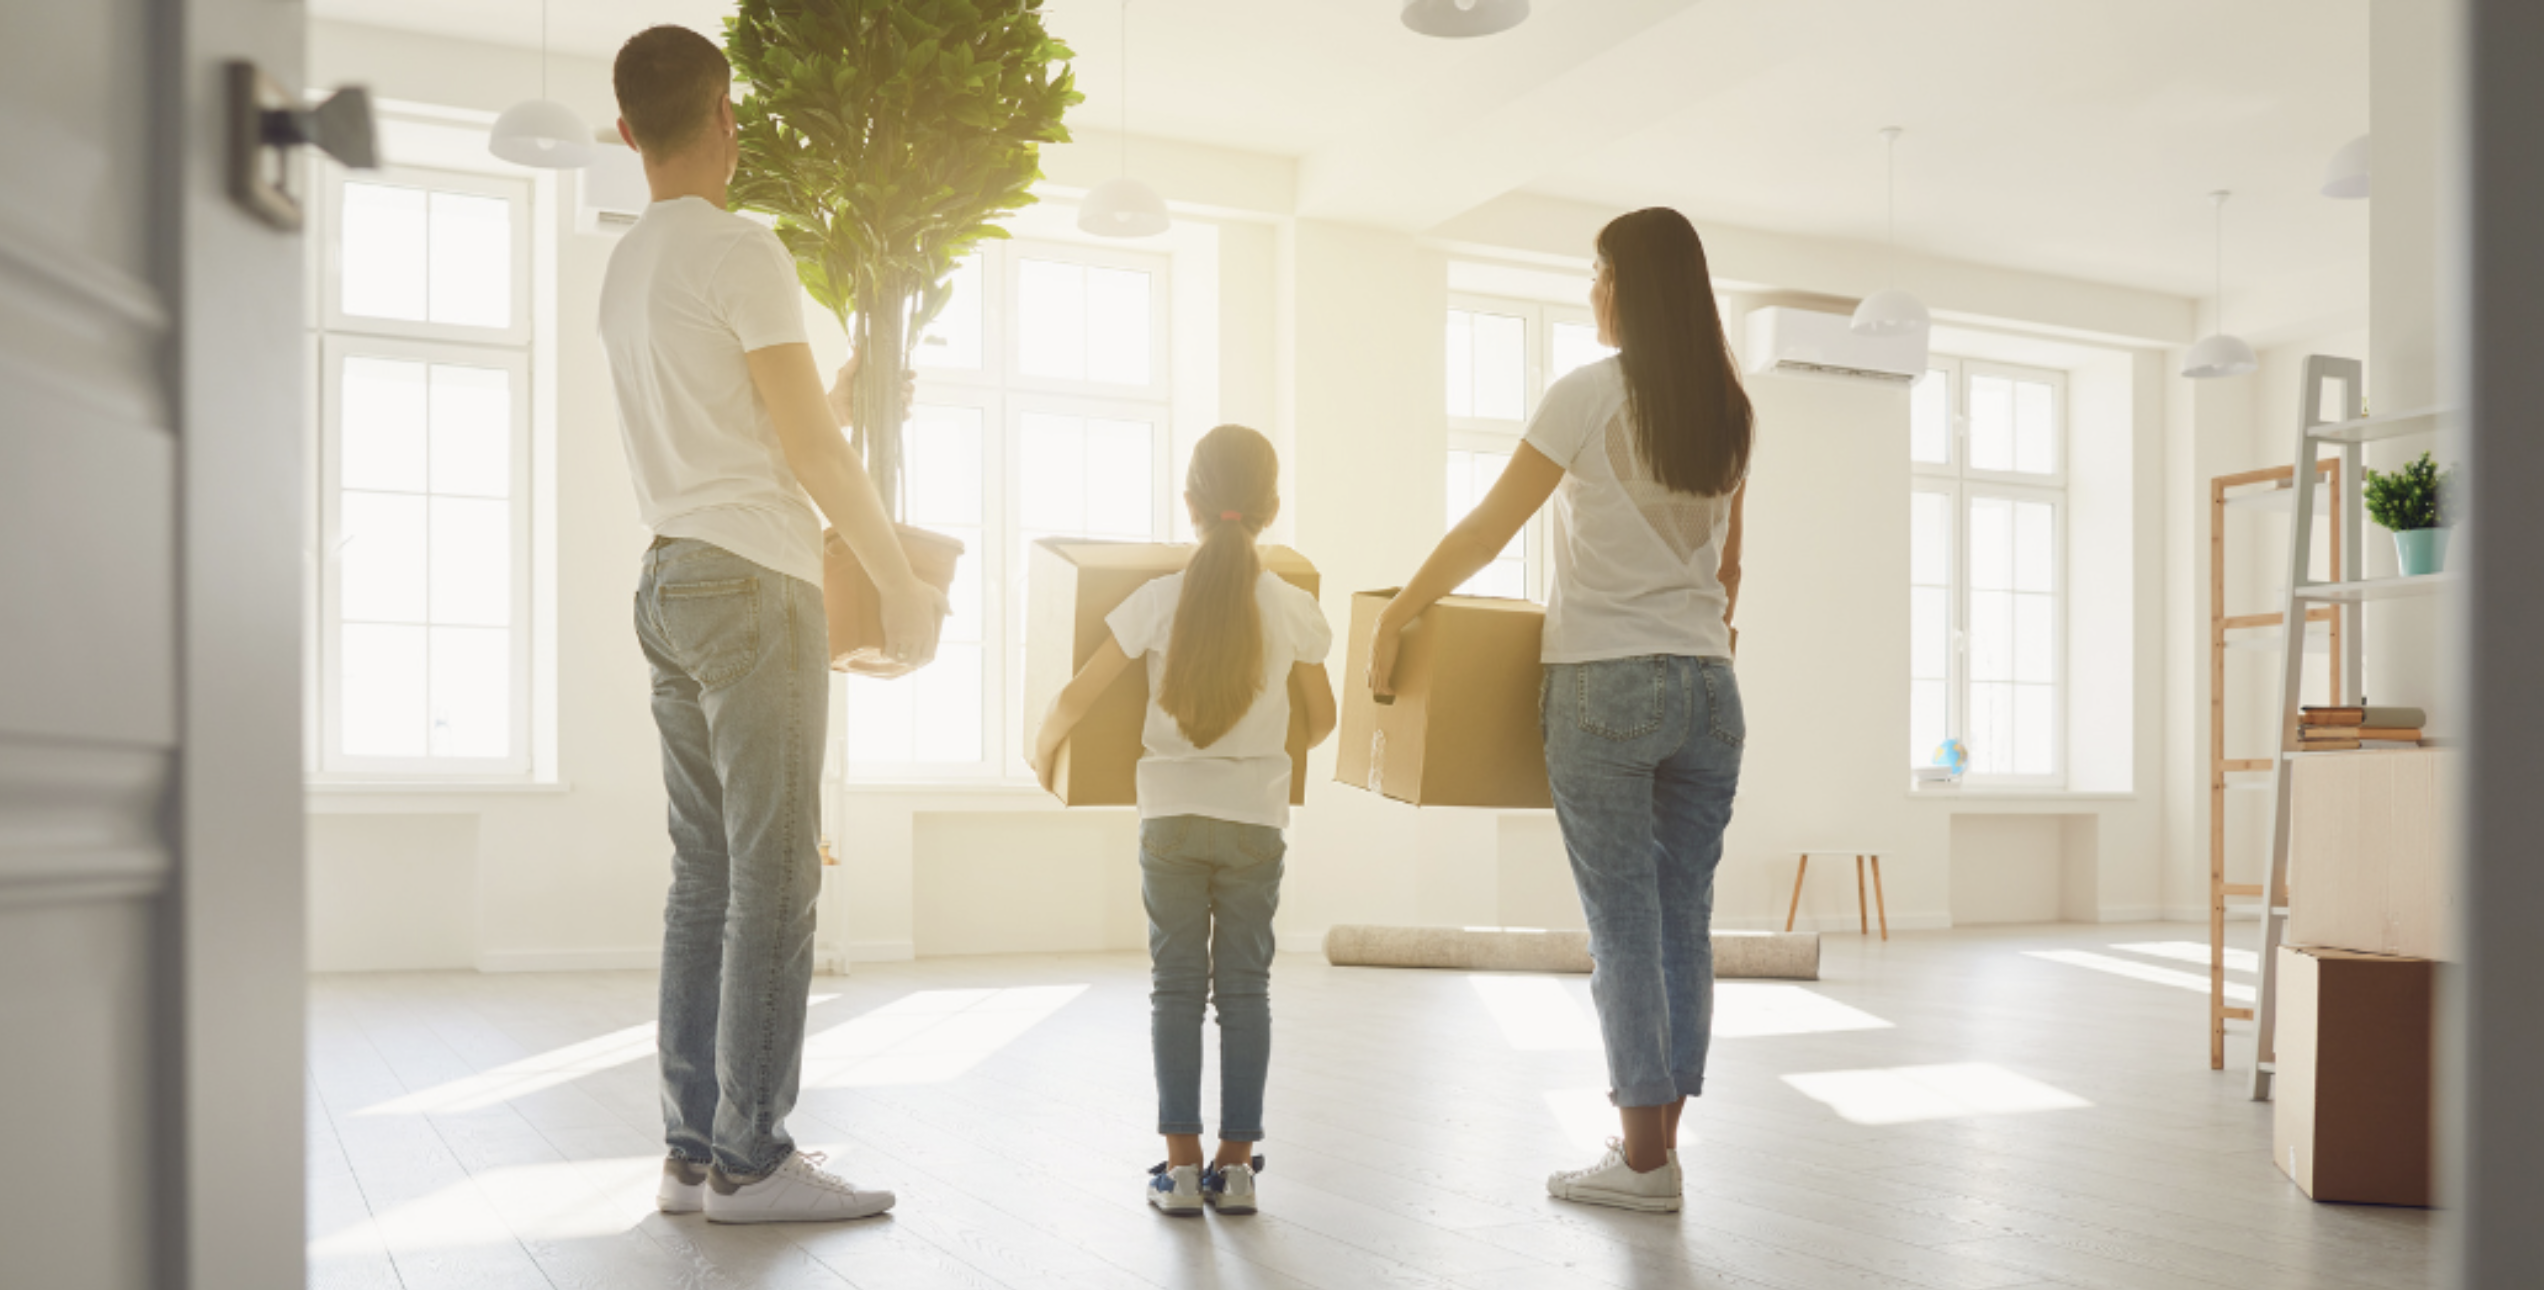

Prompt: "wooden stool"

[1784,850,1887,940]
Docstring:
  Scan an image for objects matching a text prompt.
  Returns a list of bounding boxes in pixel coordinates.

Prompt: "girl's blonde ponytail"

[1158,425,1280,749]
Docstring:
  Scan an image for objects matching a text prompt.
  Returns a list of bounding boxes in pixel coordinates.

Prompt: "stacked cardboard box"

[2271,747,2455,1206]
[1334,590,1549,808]
[1023,541,1320,807]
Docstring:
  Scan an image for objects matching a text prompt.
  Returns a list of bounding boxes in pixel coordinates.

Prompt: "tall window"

[1444,295,1615,600]
[1908,358,2066,782]
[845,240,1173,781]
[313,164,533,777]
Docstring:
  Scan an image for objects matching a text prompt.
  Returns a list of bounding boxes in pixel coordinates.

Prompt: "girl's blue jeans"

[1139,815,1285,1140]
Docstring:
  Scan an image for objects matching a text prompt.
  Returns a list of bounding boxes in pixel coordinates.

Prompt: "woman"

[1369,207,1750,1214]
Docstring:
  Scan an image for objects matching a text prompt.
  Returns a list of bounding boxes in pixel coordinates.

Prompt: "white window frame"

[1911,356,2069,787]
[844,238,1176,785]
[309,159,539,782]
[1445,293,1611,602]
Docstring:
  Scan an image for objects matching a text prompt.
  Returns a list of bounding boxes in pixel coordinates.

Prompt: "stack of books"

[2297,705,2426,751]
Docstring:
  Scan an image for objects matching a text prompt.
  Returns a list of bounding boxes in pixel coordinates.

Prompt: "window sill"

[307,780,570,814]
[1905,788,2135,804]
[835,781,1067,803]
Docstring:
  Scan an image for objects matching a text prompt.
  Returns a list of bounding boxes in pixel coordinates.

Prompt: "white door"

[0,1,306,1286]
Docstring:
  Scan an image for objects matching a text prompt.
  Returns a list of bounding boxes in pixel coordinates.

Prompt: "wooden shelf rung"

[2221,883,2263,897]
[2224,1007,2255,1021]
[2220,759,2274,773]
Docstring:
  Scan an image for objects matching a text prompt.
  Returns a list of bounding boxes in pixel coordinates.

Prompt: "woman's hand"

[1028,739,1059,794]
[1367,600,1411,700]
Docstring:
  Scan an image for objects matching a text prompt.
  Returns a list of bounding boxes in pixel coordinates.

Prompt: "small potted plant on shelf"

[2363,451,2459,577]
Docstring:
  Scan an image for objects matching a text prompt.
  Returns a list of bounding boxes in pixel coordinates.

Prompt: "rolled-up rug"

[1322,925,1819,980]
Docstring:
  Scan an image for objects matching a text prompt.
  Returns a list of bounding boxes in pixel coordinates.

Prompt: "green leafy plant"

[726,0,1079,514]
[2363,451,2458,533]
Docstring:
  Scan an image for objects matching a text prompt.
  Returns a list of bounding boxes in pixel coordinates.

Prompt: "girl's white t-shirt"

[1521,356,1739,664]
[1105,569,1334,829]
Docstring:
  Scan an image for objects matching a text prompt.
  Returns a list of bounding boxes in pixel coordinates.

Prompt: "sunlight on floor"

[1713,984,1893,1039]
[802,985,1088,1088]
[1470,976,1602,1051]
[1782,1062,2092,1126]
[2111,940,2259,973]
[360,995,838,1117]
[2026,949,2254,1002]
[309,1154,658,1259]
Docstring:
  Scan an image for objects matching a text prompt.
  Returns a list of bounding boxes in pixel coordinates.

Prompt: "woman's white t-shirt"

[1105,569,1333,829]
[1521,357,1739,664]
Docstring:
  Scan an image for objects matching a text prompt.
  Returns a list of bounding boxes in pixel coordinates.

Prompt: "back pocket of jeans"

[659,577,761,689]
[1573,659,1668,741]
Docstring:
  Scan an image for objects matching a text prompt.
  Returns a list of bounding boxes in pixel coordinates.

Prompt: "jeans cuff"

[1216,1127,1266,1143]
[1611,1080,1682,1108]
[1158,1120,1205,1136]
[1674,1072,1706,1099]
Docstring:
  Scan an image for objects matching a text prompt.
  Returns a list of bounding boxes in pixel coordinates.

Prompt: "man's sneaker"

[1202,1156,1263,1215]
[657,1156,708,1215]
[704,1150,896,1224]
[1546,1138,1681,1213]
[1147,1162,1204,1216]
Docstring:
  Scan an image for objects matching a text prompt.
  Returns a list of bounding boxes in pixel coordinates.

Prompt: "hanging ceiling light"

[2182,190,2259,379]
[1401,0,1531,38]
[489,0,595,169]
[1852,126,1931,337]
[1078,0,1169,238]
[2321,134,2371,200]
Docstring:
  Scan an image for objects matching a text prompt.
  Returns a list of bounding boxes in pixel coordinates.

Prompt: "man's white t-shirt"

[1522,357,1739,663]
[1105,570,1334,829]
[598,196,823,588]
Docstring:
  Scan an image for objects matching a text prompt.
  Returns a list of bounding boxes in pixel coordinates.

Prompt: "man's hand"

[878,574,948,669]
[826,351,920,431]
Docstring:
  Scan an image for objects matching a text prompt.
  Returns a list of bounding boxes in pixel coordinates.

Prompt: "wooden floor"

[307,922,2436,1290]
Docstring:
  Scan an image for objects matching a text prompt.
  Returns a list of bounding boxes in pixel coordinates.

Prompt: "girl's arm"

[1292,663,1338,748]
[1368,445,1564,697]
[1030,638,1133,794]
[1721,481,1746,654]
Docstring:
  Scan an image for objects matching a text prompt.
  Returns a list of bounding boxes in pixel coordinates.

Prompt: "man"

[600,24,941,1225]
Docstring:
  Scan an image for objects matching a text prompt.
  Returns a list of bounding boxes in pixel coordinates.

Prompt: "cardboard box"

[2271,945,2435,1207]
[1335,590,1549,808]
[1024,541,1319,807]
[2286,748,2458,960]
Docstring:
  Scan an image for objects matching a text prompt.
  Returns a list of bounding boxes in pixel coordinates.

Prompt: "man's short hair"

[614,25,731,156]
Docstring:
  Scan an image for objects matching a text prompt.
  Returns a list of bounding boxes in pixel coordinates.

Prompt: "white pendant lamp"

[1401,0,1531,38]
[489,0,595,170]
[2182,191,2259,379]
[1078,0,1169,238]
[2321,134,2371,200]
[1852,127,1931,337]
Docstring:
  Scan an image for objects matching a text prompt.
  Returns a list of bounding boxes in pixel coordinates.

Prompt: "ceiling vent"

[1744,305,1928,384]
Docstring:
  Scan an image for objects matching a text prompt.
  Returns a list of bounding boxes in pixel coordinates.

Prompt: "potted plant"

[2363,450,2459,576]
[725,0,1078,671]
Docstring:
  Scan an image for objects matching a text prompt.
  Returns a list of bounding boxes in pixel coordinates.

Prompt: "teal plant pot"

[2393,527,2451,577]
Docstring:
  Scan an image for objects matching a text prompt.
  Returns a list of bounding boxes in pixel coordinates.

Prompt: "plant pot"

[2392,527,2450,577]
[822,524,966,678]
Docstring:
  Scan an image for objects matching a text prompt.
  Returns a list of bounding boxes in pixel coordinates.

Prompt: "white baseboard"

[477,947,659,973]
[1717,912,1953,934]
[2092,905,2165,923]
[846,939,915,963]
[2161,904,2261,924]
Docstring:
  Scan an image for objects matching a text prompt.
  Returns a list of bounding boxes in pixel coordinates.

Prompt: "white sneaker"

[1203,1156,1262,1215]
[705,1150,896,1224]
[1547,1138,1682,1213]
[1147,1162,1204,1216]
[657,1156,707,1215]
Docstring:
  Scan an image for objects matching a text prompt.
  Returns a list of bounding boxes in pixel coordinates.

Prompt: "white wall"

[304,18,2215,974]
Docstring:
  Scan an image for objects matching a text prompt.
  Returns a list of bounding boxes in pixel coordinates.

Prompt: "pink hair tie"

[1220,510,1243,522]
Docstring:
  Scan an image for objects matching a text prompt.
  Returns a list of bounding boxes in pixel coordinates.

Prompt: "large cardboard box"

[2272,946,2435,1207]
[2286,748,2458,960]
[1024,541,1319,807]
[1335,590,1549,808]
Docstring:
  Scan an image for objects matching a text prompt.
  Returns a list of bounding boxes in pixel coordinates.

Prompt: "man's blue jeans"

[1140,815,1285,1141]
[1542,655,1744,1108]
[634,537,827,1176]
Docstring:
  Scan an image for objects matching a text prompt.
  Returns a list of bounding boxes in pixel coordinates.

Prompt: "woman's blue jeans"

[1542,655,1744,1108]
[1140,815,1285,1141]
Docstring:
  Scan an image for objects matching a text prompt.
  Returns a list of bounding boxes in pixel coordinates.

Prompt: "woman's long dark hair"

[1157,424,1281,749]
[1597,208,1753,497]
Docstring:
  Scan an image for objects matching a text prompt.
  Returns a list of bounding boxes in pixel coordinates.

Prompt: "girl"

[1031,423,1338,1218]
[1369,208,1751,1213]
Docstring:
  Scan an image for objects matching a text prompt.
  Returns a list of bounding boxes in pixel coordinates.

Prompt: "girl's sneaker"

[1202,1156,1264,1215]
[1546,1138,1681,1213]
[1147,1162,1204,1216]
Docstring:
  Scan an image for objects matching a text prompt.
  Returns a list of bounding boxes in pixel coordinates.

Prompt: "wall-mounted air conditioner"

[1743,305,1928,384]
[576,142,649,234]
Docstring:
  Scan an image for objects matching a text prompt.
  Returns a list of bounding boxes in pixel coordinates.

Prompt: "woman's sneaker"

[1546,1138,1681,1213]
[1147,1162,1204,1216]
[704,1150,896,1224]
[1202,1156,1263,1215]
[657,1156,708,1214]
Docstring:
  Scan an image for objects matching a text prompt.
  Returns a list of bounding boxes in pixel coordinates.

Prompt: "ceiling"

[311,0,2372,335]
